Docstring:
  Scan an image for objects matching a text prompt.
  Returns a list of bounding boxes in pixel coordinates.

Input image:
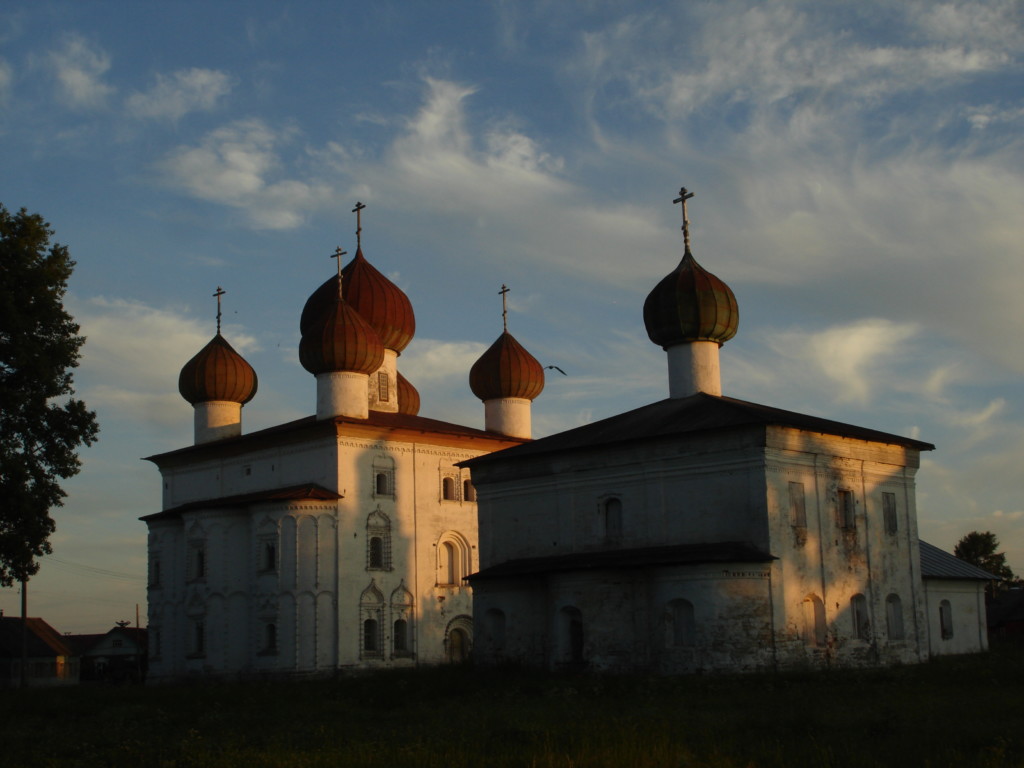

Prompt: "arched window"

[559,606,584,665]
[445,615,473,664]
[375,472,389,496]
[437,533,470,587]
[851,593,870,640]
[939,600,954,640]
[463,478,476,502]
[393,619,408,653]
[442,476,457,501]
[802,594,827,647]
[368,537,384,569]
[262,541,277,572]
[264,623,277,653]
[372,456,395,498]
[666,599,695,647]
[603,497,622,541]
[366,508,391,571]
[391,582,415,659]
[363,619,379,653]
[885,594,904,641]
[193,620,205,656]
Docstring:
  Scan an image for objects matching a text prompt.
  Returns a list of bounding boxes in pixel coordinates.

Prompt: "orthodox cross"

[213,286,225,334]
[499,284,510,332]
[330,246,348,297]
[674,186,695,253]
[352,201,366,249]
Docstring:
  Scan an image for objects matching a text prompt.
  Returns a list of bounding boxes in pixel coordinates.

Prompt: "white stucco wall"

[923,579,989,656]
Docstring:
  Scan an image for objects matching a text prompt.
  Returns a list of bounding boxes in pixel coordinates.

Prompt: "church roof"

[919,540,997,580]
[145,410,526,468]
[469,330,545,402]
[464,392,933,468]
[298,282,386,376]
[139,483,342,522]
[468,541,775,582]
[178,333,258,405]
[643,251,739,349]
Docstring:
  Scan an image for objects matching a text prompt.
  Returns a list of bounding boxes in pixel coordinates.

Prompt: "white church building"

[142,208,543,681]
[143,191,990,680]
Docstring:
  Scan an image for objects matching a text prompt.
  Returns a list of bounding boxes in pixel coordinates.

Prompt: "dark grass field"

[3,646,1023,768]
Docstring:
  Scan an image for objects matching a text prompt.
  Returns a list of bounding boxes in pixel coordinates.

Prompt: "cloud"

[159,119,333,229]
[126,68,232,121]
[48,35,115,109]
[72,296,258,428]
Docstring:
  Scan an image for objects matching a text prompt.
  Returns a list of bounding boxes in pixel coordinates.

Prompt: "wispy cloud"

[159,118,332,229]
[0,58,11,103]
[48,35,114,109]
[126,68,233,121]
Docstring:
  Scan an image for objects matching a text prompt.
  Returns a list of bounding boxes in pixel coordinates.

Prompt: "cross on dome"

[213,286,226,334]
[674,187,695,254]
[499,284,510,332]
[330,246,348,297]
[352,201,366,249]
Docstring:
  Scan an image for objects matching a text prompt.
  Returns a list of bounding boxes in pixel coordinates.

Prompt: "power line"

[45,557,145,582]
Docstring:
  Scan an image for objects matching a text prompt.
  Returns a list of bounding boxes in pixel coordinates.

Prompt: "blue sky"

[1,1,1021,633]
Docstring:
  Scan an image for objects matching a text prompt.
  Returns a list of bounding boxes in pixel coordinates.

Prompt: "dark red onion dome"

[397,371,420,416]
[643,251,739,349]
[299,281,385,375]
[179,334,258,405]
[469,331,545,401]
[300,249,415,353]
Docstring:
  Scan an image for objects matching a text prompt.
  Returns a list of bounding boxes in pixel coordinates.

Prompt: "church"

[464,189,991,673]
[142,205,543,681]
[143,191,989,680]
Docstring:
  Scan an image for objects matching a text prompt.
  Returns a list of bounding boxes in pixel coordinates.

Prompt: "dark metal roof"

[464,392,933,468]
[468,541,775,582]
[140,483,341,522]
[0,617,74,658]
[145,409,524,465]
[919,540,997,580]
[468,331,545,402]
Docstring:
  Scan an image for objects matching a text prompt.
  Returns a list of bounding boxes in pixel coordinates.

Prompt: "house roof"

[140,483,342,522]
[463,392,933,468]
[0,617,74,658]
[67,627,147,655]
[468,541,775,582]
[919,540,997,580]
[146,409,525,468]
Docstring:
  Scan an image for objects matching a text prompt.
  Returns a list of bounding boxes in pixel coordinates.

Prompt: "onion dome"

[643,251,738,349]
[300,249,415,353]
[179,334,258,405]
[469,331,545,401]
[299,279,385,375]
[397,371,420,416]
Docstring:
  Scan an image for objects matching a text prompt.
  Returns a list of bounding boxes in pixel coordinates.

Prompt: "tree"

[0,204,99,587]
[953,531,1015,582]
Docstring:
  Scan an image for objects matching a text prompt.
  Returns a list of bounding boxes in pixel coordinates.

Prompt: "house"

[68,625,147,683]
[465,188,984,672]
[0,615,79,687]
[143,208,542,680]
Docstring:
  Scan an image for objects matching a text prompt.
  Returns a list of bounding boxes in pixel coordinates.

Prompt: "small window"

[363,619,380,654]
[603,497,623,541]
[112,638,123,648]
[150,558,161,588]
[378,372,390,403]
[789,482,806,528]
[666,599,695,647]
[882,492,898,534]
[940,600,954,640]
[189,544,206,581]
[851,593,870,640]
[463,479,476,502]
[886,594,904,641]
[368,537,384,569]
[442,476,457,501]
[264,623,277,653]
[838,490,855,529]
[802,594,827,647]
[393,619,408,654]
[437,533,469,586]
[262,541,277,572]
[375,472,389,496]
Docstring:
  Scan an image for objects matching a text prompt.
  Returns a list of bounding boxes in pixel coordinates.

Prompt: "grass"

[3,646,1023,768]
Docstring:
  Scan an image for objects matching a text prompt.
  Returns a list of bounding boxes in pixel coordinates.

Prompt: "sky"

[0,0,1021,634]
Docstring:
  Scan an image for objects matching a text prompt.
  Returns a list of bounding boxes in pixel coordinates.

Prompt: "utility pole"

[20,579,27,690]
